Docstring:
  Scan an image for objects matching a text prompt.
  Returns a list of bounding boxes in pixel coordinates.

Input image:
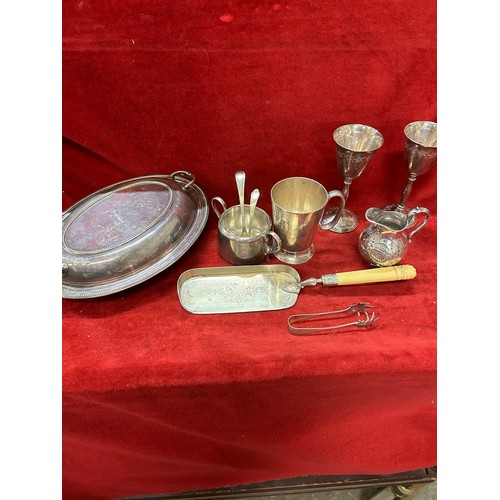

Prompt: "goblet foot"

[382,203,417,228]
[322,207,358,233]
[274,245,315,265]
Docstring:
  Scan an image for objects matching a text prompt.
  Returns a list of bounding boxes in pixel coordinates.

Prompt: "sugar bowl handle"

[211,197,227,219]
[264,231,282,256]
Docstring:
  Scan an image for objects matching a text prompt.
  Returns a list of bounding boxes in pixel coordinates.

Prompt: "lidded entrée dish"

[62,171,208,298]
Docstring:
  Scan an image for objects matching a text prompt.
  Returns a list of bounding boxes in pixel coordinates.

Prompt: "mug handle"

[264,231,282,255]
[211,197,227,219]
[407,206,430,243]
[319,190,346,230]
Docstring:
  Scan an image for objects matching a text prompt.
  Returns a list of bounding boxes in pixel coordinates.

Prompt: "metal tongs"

[287,302,378,336]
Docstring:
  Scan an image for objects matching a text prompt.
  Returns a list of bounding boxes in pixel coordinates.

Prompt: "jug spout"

[365,208,409,232]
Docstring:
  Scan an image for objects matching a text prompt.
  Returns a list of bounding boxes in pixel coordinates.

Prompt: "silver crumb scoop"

[177,264,416,314]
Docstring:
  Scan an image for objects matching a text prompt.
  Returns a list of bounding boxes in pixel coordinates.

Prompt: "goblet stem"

[342,179,351,208]
[396,173,417,212]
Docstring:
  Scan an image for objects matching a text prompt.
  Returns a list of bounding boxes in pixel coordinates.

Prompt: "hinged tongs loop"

[287,302,378,336]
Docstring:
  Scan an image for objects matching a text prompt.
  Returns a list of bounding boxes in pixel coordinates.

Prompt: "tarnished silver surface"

[62,171,208,298]
[323,124,384,234]
[177,265,301,314]
[358,206,430,267]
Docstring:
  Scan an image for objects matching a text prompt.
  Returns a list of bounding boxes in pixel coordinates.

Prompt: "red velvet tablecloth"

[62,1,436,499]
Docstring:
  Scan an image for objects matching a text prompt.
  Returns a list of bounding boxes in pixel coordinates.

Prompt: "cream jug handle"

[407,207,430,243]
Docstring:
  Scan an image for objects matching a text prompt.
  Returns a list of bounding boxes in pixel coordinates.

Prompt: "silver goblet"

[323,124,384,233]
[385,120,437,217]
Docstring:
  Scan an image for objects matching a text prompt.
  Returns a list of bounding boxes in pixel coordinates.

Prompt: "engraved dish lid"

[62,171,208,299]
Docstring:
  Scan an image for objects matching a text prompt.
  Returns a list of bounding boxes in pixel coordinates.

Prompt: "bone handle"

[323,265,417,287]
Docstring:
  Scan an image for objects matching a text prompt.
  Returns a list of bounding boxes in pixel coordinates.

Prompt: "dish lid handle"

[171,170,195,190]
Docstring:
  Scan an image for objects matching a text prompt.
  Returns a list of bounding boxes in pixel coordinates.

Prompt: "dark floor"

[251,480,437,499]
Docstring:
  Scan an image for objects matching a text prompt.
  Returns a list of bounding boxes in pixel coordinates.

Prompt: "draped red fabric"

[62,1,437,498]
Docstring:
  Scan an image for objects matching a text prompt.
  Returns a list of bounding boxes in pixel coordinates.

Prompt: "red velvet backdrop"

[63,1,436,499]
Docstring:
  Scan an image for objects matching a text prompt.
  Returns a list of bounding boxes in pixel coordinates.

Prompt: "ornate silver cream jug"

[358,207,430,267]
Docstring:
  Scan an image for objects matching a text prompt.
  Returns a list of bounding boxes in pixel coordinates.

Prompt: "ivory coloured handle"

[327,265,417,286]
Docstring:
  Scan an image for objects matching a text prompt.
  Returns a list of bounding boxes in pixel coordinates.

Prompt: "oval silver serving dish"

[62,171,208,299]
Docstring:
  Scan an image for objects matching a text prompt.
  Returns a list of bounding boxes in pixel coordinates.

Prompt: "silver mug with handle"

[270,177,346,264]
[211,197,282,265]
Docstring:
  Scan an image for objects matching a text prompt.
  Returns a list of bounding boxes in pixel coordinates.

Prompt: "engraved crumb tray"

[62,171,208,299]
[177,265,301,314]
